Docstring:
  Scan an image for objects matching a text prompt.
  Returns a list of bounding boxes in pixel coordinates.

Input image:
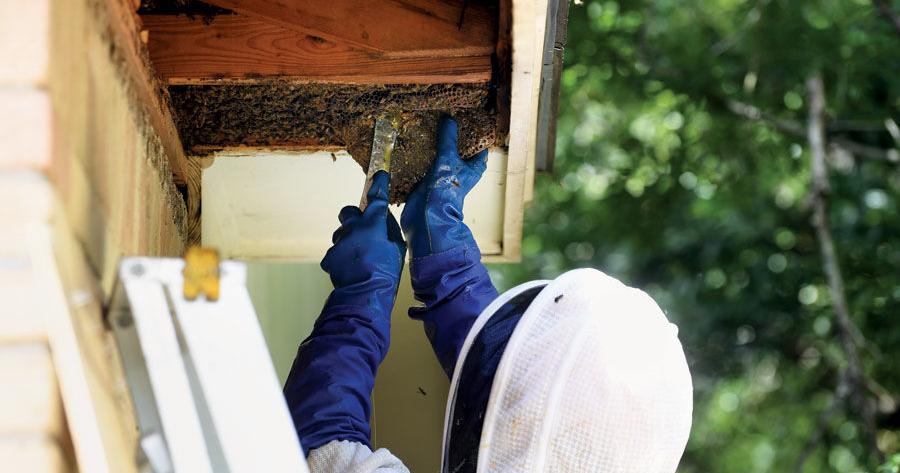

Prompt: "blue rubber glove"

[401,117,489,258]
[401,117,499,376]
[283,170,405,455]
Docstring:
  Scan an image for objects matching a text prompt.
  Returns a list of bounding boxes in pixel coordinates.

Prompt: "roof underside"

[138,0,507,202]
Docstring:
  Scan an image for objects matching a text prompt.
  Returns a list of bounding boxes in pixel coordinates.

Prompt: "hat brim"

[440,278,550,469]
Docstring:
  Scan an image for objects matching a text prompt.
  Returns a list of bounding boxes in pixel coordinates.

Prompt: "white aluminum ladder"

[109,256,309,473]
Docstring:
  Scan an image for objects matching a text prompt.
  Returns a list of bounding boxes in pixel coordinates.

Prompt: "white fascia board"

[202,150,507,261]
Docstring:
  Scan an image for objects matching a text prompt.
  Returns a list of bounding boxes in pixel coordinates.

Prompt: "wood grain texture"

[203,0,496,59]
[49,0,189,294]
[142,14,492,84]
[38,0,192,463]
[495,0,512,136]
[45,201,141,473]
[101,0,188,185]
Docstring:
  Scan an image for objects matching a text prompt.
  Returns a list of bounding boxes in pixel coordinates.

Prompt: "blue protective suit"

[283,117,498,456]
[400,117,499,376]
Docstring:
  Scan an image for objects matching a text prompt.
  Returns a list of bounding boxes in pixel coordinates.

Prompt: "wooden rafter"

[103,0,189,184]
[201,0,496,59]
[142,14,492,84]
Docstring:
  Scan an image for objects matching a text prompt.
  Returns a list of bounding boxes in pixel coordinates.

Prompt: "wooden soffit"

[140,0,497,84]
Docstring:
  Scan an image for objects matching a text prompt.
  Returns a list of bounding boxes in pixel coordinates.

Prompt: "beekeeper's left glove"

[283,170,406,454]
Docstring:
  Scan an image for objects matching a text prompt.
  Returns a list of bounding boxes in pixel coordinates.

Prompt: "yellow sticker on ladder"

[183,246,220,302]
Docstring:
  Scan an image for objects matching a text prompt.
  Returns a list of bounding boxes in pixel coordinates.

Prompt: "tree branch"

[873,0,900,36]
[726,99,900,163]
[829,119,892,133]
[808,76,830,194]
[832,138,900,163]
[727,99,804,134]
[806,73,881,463]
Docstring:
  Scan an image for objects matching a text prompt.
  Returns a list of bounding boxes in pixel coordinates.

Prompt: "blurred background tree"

[489,0,900,471]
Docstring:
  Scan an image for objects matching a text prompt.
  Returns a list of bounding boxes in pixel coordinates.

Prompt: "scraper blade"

[359,117,399,211]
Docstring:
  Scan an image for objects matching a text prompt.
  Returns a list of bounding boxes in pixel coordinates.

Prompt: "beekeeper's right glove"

[400,117,499,376]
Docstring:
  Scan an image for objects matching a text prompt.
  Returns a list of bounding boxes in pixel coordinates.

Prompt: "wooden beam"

[102,0,189,185]
[49,0,189,291]
[201,0,495,59]
[142,14,492,84]
[495,0,512,136]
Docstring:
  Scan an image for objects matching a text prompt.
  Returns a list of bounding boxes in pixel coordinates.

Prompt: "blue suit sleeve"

[409,245,499,377]
[283,299,391,454]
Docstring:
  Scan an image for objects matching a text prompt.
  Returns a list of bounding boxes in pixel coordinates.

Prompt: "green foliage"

[490,0,900,470]
[880,453,900,473]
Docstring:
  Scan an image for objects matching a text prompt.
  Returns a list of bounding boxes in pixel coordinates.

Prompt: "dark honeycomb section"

[139,0,232,16]
[169,82,500,202]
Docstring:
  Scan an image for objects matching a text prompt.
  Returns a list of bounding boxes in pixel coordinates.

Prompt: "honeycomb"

[139,0,231,16]
[169,82,501,202]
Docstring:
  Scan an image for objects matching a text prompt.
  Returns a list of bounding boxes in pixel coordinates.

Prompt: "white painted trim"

[503,0,549,261]
[25,179,113,473]
[202,149,507,261]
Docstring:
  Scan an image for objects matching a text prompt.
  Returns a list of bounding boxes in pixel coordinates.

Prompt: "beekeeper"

[283,117,694,472]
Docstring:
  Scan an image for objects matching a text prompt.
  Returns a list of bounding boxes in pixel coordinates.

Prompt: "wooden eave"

[139,0,498,85]
[129,0,563,261]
